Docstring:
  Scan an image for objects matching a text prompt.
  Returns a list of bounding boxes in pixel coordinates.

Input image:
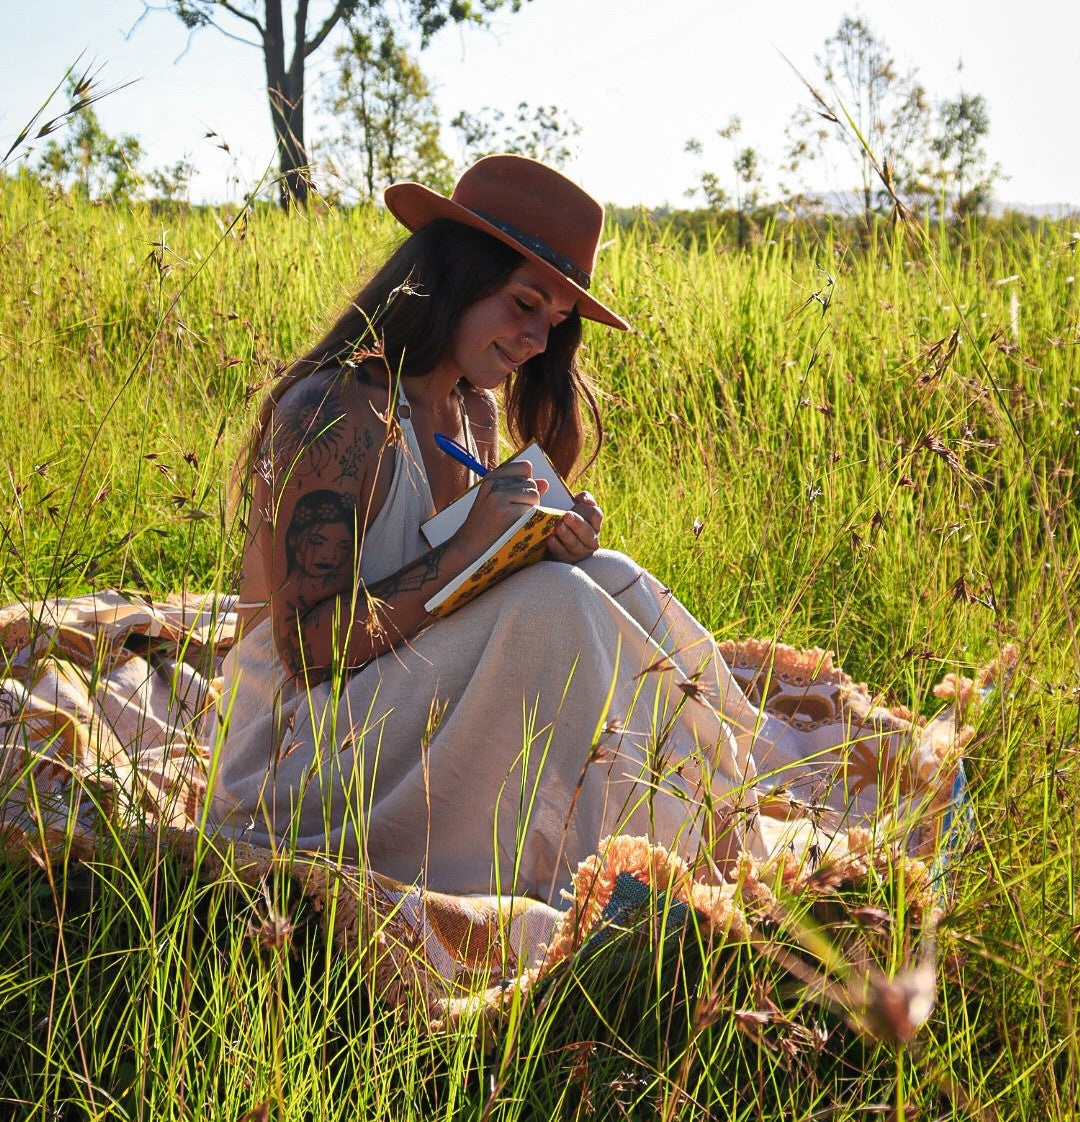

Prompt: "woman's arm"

[257,372,457,680]
[259,373,542,682]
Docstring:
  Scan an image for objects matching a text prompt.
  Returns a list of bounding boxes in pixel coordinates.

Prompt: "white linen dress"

[207,385,907,904]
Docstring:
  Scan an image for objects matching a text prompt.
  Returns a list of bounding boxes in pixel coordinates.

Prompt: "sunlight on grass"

[0,173,1077,1119]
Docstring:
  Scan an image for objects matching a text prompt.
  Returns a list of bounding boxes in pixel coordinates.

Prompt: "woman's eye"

[514,297,536,314]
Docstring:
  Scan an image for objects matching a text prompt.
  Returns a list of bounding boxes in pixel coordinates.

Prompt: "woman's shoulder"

[268,364,393,442]
[258,364,394,487]
[272,363,386,417]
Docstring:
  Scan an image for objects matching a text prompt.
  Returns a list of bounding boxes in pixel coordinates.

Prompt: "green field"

[1,175,1077,1118]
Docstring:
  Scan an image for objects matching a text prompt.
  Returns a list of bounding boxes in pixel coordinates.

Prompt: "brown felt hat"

[383,155,629,331]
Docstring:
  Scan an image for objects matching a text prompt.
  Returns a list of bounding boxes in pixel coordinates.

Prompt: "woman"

[208,157,867,904]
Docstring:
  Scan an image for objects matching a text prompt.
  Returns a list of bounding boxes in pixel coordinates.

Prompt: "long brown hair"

[243,219,603,482]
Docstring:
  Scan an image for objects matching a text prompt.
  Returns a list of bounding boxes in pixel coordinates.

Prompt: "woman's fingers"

[543,489,603,562]
[571,491,603,534]
[484,460,544,506]
[487,475,542,504]
[547,509,600,563]
[457,460,546,556]
[467,462,596,563]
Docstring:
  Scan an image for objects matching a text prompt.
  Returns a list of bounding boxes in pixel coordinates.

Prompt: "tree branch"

[192,21,263,50]
[133,1,264,51]
[215,0,267,38]
[304,0,353,58]
[291,0,310,73]
[126,3,154,39]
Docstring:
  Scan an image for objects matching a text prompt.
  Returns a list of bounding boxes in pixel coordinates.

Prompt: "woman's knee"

[578,549,644,597]
[475,560,612,650]
[511,558,597,613]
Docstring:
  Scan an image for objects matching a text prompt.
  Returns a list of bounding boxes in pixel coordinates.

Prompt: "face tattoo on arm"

[285,490,359,589]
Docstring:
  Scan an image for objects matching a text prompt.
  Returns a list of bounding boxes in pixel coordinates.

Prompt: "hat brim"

[384,181,630,331]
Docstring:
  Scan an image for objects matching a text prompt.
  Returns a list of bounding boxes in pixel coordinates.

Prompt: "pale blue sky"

[4,0,1078,210]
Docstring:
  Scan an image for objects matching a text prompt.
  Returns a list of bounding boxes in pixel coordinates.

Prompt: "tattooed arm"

[254,370,440,680]
[255,370,541,683]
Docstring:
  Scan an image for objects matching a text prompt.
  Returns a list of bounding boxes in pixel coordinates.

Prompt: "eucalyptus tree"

[932,91,998,217]
[685,116,764,247]
[786,14,931,219]
[319,20,452,202]
[451,101,581,170]
[146,0,529,208]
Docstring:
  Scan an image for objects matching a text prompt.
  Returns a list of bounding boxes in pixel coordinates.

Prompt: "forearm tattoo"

[279,620,314,680]
[283,544,451,681]
[370,544,450,599]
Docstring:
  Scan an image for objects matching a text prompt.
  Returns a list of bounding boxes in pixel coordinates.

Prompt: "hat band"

[470,209,591,289]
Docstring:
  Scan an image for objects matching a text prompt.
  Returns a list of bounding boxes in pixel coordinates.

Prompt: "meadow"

[0,173,1077,1118]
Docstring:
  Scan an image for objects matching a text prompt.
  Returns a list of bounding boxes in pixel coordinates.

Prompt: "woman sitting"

[208,156,907,905]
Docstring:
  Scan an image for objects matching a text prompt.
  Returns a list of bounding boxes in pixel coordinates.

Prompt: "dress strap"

[389,378,436,519]
[396,377,479,487]
[395,377,412,421]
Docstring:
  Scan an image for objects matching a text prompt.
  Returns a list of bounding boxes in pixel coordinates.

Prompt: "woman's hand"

[452,459,548,560]
[547,491,602,564]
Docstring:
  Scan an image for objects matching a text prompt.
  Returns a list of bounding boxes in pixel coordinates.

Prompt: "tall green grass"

[1,173,1077,1118]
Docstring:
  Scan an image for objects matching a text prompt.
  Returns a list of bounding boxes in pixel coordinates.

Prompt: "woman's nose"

[521,324,548,357]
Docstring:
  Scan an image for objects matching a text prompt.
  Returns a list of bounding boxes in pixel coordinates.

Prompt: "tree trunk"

[358,62,375,200]
[264,0,311,208]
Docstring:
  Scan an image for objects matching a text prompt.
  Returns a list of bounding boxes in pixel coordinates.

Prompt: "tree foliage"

[20,70,194,204]
[319,21,451,202]
[35,80,144,202]
[451,101,581,169]
[144,157,196,202]
[784,14,999,221]
[785,15,931,218]
[685,116,765,246]
[151,0,530,208]
[931,90,998,217]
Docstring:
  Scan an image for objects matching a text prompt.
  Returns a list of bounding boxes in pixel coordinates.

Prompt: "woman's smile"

[493,341,525,370]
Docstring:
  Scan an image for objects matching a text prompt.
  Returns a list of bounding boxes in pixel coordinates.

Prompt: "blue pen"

[434,432,488,477]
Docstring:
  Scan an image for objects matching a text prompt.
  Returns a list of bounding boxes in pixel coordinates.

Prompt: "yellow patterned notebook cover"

[426,507,565,618]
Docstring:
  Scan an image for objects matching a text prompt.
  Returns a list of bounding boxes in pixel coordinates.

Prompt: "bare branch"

[125,3,154,40]
[197,21,263,49]
[215,0,267,37]
[304,0,353,58]
[136,1,265,47]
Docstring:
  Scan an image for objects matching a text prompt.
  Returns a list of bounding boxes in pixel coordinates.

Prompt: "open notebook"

[421,441,576,617]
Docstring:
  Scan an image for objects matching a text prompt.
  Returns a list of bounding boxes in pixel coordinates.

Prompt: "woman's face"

[446,262,578,388]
